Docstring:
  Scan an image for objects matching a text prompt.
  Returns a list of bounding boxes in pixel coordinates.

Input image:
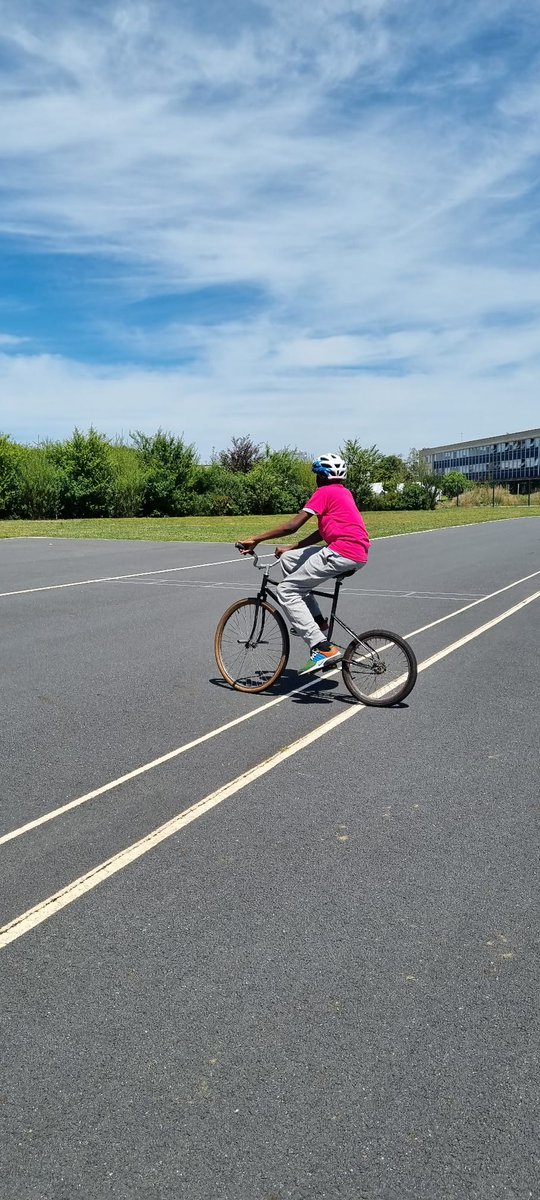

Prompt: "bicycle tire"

[341,628,417,707]
[214,598,290,693]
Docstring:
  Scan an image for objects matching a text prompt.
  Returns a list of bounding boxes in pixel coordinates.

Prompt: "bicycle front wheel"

[214,598,290,693]
[342,629,417,707]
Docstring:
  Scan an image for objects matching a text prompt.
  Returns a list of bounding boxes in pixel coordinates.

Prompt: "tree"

[132,429,197,476]
[49,428,114,518]
[246,447,312,514]
[439,471,471,500]
[379,453,406,488]
[132,429,198,516]
[404,447,441,510]
[341,440,383,507]
[219,435,262,474]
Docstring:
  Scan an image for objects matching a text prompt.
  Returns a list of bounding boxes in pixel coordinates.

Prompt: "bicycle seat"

[337,569,356,579]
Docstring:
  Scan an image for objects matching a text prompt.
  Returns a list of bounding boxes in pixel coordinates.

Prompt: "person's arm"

[237,510,312,555]
[275,528,322,557]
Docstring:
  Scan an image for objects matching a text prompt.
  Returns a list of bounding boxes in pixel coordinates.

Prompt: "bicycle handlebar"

[235,543,275,570]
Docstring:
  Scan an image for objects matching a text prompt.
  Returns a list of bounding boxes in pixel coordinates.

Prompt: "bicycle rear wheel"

[341,629,417,707]
[214,598,290,693]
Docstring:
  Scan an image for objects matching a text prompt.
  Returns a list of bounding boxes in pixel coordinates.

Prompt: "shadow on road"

[209,673,411,709]
[208,669,336,699]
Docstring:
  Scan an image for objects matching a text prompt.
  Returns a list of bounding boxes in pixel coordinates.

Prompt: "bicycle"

[214,548,418,706]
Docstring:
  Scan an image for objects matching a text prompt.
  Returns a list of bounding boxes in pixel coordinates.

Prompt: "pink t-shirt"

[304,484,370,563]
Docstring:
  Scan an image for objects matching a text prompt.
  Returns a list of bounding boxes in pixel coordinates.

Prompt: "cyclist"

[237,453,370,673]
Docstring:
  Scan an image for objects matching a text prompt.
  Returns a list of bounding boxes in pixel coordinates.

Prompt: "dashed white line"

[122,579,485,601]
[2,510,539,598]
[0,557,242,599]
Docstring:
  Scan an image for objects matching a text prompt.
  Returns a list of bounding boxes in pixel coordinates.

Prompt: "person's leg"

[280,548,327,627]
[278,547,343,650]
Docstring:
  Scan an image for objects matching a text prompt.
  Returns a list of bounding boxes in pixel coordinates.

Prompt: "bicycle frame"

[219,551,417,703]
[243,551,366,650]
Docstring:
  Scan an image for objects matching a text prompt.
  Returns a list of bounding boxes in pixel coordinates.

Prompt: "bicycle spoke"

[216,600,288,691]
[343,633,415,705]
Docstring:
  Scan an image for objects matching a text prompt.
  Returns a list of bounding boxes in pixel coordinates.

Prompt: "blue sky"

[1,0,540,457]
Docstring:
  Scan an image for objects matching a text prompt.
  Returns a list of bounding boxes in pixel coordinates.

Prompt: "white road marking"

[406,566,540,638]
[0,558,242,598]
[0,672,335,847]
[370,513,539,540]
[350,587,485,598]
[122,579,485,601]
[1,585,539,950]
[1,564,539,849]
[124,579,248,590]
[2,510,539,596]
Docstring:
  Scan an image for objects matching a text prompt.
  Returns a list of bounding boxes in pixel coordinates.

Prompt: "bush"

[16,447,60,519]
[0,434,23,517]
[441,485,519,507]
[362,491,401,511]
[192,465,252,514]
[132,430,198,517]
[245,461,290,514]
[5,431,534,522]
[243,448,312,514]
[48,428,115,518]
[363,481,442,511]
[170,490,197,516]
[139,468,178,517]
[108,444,145,517]
[193,464,228,494]
[194,492,241,516]
[397,482,432,510]
[245,451,308,515]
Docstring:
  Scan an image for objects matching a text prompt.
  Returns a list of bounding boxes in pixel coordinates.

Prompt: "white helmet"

[312,453,347,480]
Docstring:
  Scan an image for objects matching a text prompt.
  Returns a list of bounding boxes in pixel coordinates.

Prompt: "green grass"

[1,506,539,542]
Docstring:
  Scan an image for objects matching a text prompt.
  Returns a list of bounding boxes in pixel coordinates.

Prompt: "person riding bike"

[237,453,370,673]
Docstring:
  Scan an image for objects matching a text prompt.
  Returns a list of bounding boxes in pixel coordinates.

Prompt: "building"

[420,428,540,488]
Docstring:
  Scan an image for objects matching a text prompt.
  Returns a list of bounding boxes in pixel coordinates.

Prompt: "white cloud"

[1,1,540,449]
[2,332,540,458]
[0,333,27,346]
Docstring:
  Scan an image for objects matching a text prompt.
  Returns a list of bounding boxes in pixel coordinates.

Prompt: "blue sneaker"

[298,645,342,674]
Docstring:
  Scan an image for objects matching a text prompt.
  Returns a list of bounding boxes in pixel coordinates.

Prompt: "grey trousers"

[278,546,365,650]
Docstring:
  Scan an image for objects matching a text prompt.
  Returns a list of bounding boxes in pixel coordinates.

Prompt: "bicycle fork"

[244,604,265,647]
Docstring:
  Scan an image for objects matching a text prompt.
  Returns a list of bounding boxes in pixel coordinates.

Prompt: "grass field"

[1,507,539,542]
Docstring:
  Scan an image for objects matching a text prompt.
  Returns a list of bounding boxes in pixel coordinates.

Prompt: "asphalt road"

[1,519,539,1199]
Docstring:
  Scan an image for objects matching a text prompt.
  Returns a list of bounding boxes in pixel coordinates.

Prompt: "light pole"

[491,443,497,506]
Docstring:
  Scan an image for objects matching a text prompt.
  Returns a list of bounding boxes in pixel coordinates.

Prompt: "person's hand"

[274,545,290,558]
[236,538,258,555]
